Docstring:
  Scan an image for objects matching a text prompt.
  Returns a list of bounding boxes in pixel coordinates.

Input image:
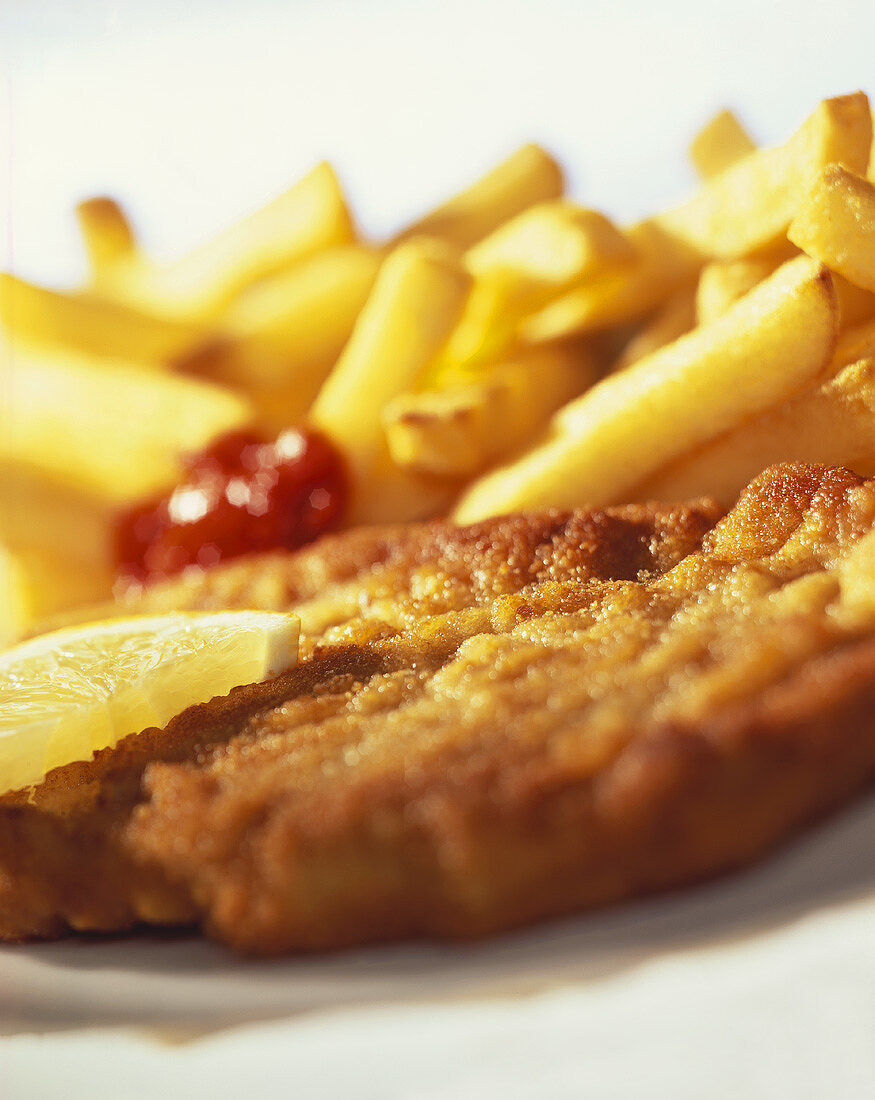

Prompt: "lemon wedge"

[0,611,299,795]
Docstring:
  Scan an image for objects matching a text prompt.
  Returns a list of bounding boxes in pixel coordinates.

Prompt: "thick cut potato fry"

[0,544,30,648]
[180,246,381,402]
[0,542,113,646]
[453,256,837,521]
[0,340,252,505]
[349,443,460,526]
[467,202,634,288]
[656,92,872,260]
[383,344,595,478]
[75,196,138,282]
[833,316,875,367]
[834,275,875,328]
[393,145,563,250]
[520,219,700,340]
[869,107,875,181]
[513,92,866,341]
[635,359,875,505]
[0,273,205,365]
[789,165,875,294]
[689,108,757,180]
[427,272,519,376]
[613,287,696,371]
[107,162,355,318]
[0,467,115,571]
[695,258,779,324]
[309,239,471,494]
[435,203,635,372]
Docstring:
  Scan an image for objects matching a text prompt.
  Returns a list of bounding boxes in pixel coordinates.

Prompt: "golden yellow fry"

[0,272,205,365]
[0,542,113,646]
[869,107,875,181]
[426,272,518,376]
[75,196,138,282]
[383,344,595,478]
[833,315,875,367]
[0,545,29,647]
[181,245,381,403]
[695,258,779,325]
[467,202,634,288]
[657,92,872,260]
[431,203,635,373]
[237,380,318,437]
[613,287,696,371]
[636,358,875,506]
[349,443,460,526]
[384,387,491,478]
[454,256,837,521]
[309,238,471,495]
[113,162,355,318]
[393,145,563,250]
[0,468,114,572]
[0,340,251,507]
[689,108,757,180]
[520,219,700,340]
[788,165,875,294]
[834,275,875,328]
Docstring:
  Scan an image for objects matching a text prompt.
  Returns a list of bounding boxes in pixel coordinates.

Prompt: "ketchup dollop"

[116,427,348,582]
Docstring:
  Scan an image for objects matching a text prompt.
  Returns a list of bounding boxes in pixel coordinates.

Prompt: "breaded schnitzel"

[2,462,875,953]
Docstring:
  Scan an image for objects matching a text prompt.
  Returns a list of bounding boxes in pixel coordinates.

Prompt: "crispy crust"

[2,463,875,953]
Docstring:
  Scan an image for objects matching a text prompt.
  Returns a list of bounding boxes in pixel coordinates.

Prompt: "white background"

[3,0,875,283]
[2,2,875,1097]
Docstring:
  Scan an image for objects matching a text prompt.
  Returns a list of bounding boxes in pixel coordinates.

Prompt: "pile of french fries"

[3,91,875,643]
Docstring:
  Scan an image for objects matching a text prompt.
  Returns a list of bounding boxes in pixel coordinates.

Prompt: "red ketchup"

[116,427,348,582]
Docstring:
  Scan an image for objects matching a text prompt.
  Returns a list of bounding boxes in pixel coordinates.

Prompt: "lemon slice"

[0,611,300,795]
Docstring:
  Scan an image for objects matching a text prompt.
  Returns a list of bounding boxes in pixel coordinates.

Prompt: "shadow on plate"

[2,792,874,1037]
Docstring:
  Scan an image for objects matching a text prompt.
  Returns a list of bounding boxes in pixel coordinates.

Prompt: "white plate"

[3,794,875,1099]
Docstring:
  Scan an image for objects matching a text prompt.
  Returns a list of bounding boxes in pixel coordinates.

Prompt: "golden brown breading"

[3,463,875,953]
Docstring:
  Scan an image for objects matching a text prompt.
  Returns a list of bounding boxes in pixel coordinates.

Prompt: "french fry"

[106,162,355,318]
[834,275,875,328]
[833,315,875,368]
[0,544,30,647]
[613,287,696,371]
[453,256,837,521]
[695,258,779,324]
[384,386,492,478]
[657,92,872,260]
[350,442,460,526]
[520,219,700,340]
[426,272,519,377]
[788,165,875,294]
[517,93,868,343]
[179,245,381,420]
[75,196,138,283]
[0,466,115,572]
[689,108,757,180]
[0,272,205,365]
[383,343,595,478]
[635,358,875,505]
[0,339,252,565]
[393,144,563,250]
[0,542,113,646]
[309,239,471,500]
[467,202,635,289]
[869,106,875,181]
[434,203,635,373]
[0,341,251,501]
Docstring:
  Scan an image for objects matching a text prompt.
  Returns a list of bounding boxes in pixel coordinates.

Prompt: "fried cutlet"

[3,462,875,953]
